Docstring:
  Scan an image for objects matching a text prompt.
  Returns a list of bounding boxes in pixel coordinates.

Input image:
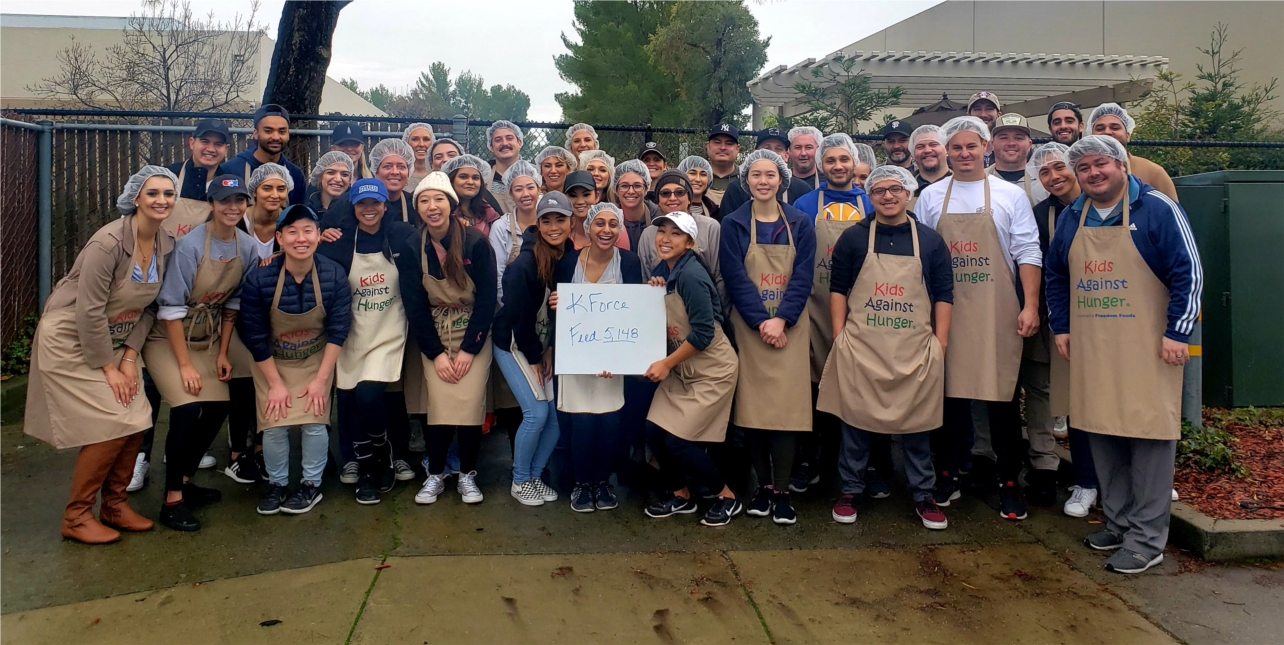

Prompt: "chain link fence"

[1,119,40,347]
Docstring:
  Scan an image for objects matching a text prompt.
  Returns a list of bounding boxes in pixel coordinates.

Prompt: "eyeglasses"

[658,189,688,199]
[870,186,907,197]
[618,183,645,193]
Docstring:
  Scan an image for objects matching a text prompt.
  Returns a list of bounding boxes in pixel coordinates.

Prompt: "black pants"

[139,369,163,459]
[163,401,230,491]
[337,381,392,475]
[867,434,894,482]
[646,421,725,495]
[799,381,844,485]
[426,425,482,475]
[384,391,412,462]
[227,377,260,454]
[747,429,796,491]
[568,411,620,484]
[937,395,1024,483]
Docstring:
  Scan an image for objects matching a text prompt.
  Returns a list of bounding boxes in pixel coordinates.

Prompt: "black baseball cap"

[708,123,741,141]
[253,103,290,127]
[638,141,668,161]
[192,118,230,143]
[1047,102,1083,125]
[275,204,320,230]
[331,122,364,145]
[756,127,789,148]
[880,120,914,139]
[563,170,596,194]
[206,174,251,201]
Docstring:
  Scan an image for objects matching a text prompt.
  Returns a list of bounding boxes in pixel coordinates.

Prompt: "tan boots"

[62,433,153,544]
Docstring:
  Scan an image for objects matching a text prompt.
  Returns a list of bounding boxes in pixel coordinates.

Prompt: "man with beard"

[220,104,306,206]
[987,114,1049,207]
[1086,103,1180,203]
[967,92,1001,167]
[910,125,951,199]
[880,120,914,170]
[788,126,824,188]
[719,128,813,215]
[1048,102,1084,145]
[705,124,742,206]
[486,120,524,184]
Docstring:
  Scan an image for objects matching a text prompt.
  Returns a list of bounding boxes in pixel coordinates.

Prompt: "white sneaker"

[393,459,416,481]
[511,481,544,506]
[1063,486,1098,518]
[198,452,217,469]
[457,471,484,504]
[415,474,446,505]
[127,453,148,492]
[1052,416,1069,439]
[531,478,558,502]
[340,461,360,485]
[1172,488,1179,502]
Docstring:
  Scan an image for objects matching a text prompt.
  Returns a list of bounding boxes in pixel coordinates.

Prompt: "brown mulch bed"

[1174,408,1284,521]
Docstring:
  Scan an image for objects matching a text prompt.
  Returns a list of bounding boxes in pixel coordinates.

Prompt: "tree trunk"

[262,1,349,116]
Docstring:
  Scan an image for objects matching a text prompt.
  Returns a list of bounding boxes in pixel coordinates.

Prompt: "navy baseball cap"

[275,204,320,230]
[192,118,230,143]
[253,104,290,127]
[349,178,389,204]
[331,123,364,145]
[708,123,741,141]
[756,127,789,148]
[206,174,251,201]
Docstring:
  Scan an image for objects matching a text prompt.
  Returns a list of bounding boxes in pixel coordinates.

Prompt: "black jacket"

[392,225,497,360]
[167,159,217,201]
[321,190,417,232]
[237,254,351,362]
[494,228,572,364]
[718,175,813,218]
[315,208,417,275]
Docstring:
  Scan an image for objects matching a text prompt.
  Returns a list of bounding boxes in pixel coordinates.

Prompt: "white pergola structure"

[748,50,1169,128]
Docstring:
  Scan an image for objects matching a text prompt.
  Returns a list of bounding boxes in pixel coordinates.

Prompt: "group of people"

[26,93,1200,576]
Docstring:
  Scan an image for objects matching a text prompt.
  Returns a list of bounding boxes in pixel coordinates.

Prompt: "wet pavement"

[2,398,1282,643]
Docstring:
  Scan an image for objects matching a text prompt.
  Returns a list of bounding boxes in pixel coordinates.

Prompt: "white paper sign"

[555,283,666,375]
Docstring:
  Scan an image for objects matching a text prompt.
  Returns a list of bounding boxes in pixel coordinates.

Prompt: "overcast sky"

[5,0,940,121]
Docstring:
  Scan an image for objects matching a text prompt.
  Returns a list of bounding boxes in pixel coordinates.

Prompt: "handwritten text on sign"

[555,283,665,375]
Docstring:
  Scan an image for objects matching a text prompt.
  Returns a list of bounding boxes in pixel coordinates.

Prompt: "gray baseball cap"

[537,191,573,217]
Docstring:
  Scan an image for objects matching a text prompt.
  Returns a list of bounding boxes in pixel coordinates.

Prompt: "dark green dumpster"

[1173,171,1284,407]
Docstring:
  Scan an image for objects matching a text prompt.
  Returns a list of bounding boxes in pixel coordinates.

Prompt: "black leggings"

[569,411,620,485]
[139,370,163,458]
[936,395,1024,482]
[337,381,391,474]
[747,429,796,491]
[426,425,482,475]
[227,377,260,454]
[646,421,725,495]
[384,391,411,462]
[164,401,231,491]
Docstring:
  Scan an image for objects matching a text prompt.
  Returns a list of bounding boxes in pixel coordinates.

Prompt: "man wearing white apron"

[1047,136,1201,575]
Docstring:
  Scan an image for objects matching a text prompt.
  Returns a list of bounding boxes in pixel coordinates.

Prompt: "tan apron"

[249,265,333,429]
[25,218,162,449]
[729,209,812,431]
[1068,197,1182,439]
[646,289,739,441]
[335,239,407,389]
[164,164,212,240]
[935,176,1022,401]
[229,215,275,378]
[141,227,244,406]
[556,253,627,414]
[817,220,944,433]
[808,190,863,382]
[418,229,493,425]
[490,216,526,410]
[1047,205,1071,416]
[988,165,1036,206]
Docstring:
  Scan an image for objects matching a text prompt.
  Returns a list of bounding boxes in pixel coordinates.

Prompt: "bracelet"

[121,357,136,363]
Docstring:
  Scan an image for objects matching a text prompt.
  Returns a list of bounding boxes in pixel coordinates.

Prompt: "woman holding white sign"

[643,212,742,527]
[552,203,643,513]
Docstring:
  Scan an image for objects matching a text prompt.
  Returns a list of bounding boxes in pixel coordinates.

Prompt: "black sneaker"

[571,484,596,513]
[788,463,819,493]
[594,482,618,510]
[253,452,268,482]
[1084,529,1125,551]
[223,453,259,484]
[963,456,997,495]
[159,502,200,531]
[772,490,797,525]
[182,481,222,506]
[700,496,743,527]
[281,482,323,515]
[258,483,288,515]
[932,471,961,507]
[377,464,396,493]
[1104,548,1164,574]
[745,486,774,517]
[865,468,892,500]
[355,474,381,505]
[999,480,1028,521]
[645,494,698,518]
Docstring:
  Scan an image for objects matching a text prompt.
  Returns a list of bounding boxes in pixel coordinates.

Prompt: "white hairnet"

[677,155,713,177]
[401,123,434,143]
[486,120,524,145]
[566,123,598,148]
[249,162,294,193]
[1028,142,1071,173]
[502,159,542,190]
[787,126,823,148]
[309,151,355,185]
[941,116,991,143]
[1068,135,1129,168]
[578,149,615,171]
[614,159,652,191]
[853,142,878,168]
[909,124,943,149]
[817,133,857,164]
[431,138,464,157]
[369,138,415,172]
[739,149,792,186]
[117,165,178,215]
[585,202,622,234]
[442,154,492,180]
[534,146,577,168]
[864,164,917,194]
[1087,102,1136,135]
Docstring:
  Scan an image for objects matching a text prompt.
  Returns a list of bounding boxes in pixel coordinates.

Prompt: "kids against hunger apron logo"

[948,237,993,285]
[1074,259,1134,319]
[863,281,917,330]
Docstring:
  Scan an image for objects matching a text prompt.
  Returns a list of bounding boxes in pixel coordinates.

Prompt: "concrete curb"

[1168,502,1284,561]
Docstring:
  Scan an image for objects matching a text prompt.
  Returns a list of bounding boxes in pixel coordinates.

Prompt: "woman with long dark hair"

[443,155,502,236]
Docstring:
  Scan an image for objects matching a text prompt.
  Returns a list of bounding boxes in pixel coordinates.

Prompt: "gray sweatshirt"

[156,224,259,321]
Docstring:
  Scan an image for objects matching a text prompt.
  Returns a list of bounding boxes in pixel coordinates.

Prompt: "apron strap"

[419,227,430,275]
[982,174,991,214]
[400,193,409,223]
[177,162,187,189]
[940,177,956,214]
[910,217,921,258]
[271,263,287,310]
[816,190,825,220]
[1122,190,1132,228]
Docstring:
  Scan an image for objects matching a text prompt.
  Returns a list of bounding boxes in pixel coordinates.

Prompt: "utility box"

[1173,171,1284,408]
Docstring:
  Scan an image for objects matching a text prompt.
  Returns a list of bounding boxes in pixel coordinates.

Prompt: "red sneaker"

[916,499,948,530]
[832,494,858,524]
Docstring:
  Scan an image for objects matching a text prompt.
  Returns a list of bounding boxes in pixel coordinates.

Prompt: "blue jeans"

[494,346,560,484]
[263,424,329,486]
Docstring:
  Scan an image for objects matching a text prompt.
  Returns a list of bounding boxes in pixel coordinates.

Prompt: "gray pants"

[1088,434,1176,560]
[1021,359,1060,471]
[838,424,935,501]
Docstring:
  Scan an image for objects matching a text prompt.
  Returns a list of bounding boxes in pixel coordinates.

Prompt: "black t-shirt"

[829,217,954,305]
[914,171,950,196]
[995,168,1026,183]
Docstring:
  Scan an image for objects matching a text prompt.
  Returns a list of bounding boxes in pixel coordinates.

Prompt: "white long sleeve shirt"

[914,176,1042,277]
